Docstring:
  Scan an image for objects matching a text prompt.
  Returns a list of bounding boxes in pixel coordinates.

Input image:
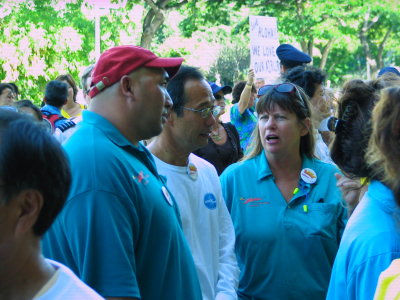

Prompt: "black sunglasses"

[214,94,225,101]
[257,83,306,106]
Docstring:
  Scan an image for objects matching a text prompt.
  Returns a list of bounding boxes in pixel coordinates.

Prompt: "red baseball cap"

[89,45,184,98]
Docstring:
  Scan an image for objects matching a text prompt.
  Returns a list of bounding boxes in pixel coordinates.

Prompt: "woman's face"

[0,88,15,106]
[311,84,329,116]
[214,91,226,117]
[62,80,74,103]
[258,105,309,156]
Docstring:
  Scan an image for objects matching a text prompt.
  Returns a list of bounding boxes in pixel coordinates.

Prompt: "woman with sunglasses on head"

[220,82,347,300]
[230,69,258,153]
[193,82,243,175]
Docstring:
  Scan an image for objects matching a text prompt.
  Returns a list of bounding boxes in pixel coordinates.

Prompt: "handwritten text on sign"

[249,16,280,81]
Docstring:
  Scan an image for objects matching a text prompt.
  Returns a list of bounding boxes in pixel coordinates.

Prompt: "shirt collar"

[256,152,318,185]
[82,110,159,176]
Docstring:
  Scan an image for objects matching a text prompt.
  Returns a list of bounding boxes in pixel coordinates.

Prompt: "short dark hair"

[45,80,68,108]
[232,81,256,104]
[284,66,326,98]
[167,65,204,116]
[56,74,78,102]
[15,99,43,120]
[0,110,71,236]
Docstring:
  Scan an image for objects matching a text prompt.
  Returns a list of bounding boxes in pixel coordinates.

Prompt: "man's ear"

[15,189,43,235]
[120,75,134,97]
[300,117,311,136]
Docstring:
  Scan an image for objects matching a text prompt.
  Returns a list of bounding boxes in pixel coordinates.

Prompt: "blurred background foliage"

[0,0,399,104]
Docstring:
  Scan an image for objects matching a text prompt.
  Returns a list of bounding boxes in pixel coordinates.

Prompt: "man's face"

[132,67,172,140]
[255,78,265,90]
[0,88,15,106]
[171,79,216,152]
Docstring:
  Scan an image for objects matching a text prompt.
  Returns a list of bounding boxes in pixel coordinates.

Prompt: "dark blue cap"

[378,66,400,77]
[276,44,312,68]
[208,82,232,95]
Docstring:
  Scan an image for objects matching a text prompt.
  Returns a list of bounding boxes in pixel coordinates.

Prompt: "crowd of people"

[0,42,399,300]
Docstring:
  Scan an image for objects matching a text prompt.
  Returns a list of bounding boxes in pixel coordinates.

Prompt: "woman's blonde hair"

[366,87,400,205]
[243,83,315,161]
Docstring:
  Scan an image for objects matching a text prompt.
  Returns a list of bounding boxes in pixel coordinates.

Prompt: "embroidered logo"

[132,171,149,185]
[204,193,217,210]
[240,197,270,206]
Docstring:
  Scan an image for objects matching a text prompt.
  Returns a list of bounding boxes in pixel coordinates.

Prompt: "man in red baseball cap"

[43,45,202,300]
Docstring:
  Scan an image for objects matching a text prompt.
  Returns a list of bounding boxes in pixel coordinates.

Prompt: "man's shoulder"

[40,260,104,300]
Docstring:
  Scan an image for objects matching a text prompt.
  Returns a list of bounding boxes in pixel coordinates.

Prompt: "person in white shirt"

[148,66,239,300]
[0,109,102,299]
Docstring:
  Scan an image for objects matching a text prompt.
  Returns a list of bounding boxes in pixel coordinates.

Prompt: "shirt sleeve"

[215,183,239,299]
[62,190,140,298]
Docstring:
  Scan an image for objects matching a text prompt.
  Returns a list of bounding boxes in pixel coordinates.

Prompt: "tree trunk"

[140,9,165,49]
[320,38,335,71]
[359,9,379,79]
[377,26,392,70]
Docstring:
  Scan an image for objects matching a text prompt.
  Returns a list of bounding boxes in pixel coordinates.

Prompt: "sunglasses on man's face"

[257,83,306,106]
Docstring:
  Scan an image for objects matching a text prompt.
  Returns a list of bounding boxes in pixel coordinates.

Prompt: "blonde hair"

[366,87,400,205]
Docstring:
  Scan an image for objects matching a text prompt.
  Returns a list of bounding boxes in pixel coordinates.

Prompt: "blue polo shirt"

[220,152,347,300]
[42,111,202,300]
[326,180,400,300]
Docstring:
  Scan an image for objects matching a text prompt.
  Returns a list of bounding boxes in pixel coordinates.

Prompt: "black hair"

[44,80,68,108]
[232,81,256,104]
[15,99,43,120]
[167,65,204,117]
[330,79,382,179]
[0,109,71,236]
[284,66,326,98]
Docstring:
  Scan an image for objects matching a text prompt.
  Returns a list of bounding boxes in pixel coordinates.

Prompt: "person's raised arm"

[238,69,255,115]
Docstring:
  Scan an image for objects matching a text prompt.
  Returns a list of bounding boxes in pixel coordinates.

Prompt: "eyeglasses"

[257,83,306,106]
[214,94,225,101]
[182,106,221,118]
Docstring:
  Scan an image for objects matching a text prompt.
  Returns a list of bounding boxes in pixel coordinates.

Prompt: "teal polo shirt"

[220,152,347,300]
[42,111,202,300]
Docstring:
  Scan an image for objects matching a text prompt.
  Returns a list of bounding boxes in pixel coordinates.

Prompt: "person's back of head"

[0,109,71,236]
[232,81,256,104]
[44,80,68,108]
[366,87,400,204]
[284,66,326,99]
[15,99,43,121]
[167,65,204,116]
[330,79,382,179]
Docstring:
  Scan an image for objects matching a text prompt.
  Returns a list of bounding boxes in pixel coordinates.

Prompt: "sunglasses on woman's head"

[257,83,306,106]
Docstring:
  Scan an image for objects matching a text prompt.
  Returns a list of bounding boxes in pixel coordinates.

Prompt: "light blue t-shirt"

[42,111,202,300]
[230,104,257,152]
[326,180,400,300]
[220,152,347,300]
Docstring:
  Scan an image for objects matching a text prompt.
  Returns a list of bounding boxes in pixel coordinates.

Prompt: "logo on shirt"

[240,197,270,206]
[204,193,217,210]
[132,171,149,185]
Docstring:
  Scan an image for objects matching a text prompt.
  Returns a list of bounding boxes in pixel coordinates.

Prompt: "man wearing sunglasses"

[148,66,239,300]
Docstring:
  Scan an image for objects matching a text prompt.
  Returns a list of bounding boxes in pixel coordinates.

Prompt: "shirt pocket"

[304,203,337,239]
